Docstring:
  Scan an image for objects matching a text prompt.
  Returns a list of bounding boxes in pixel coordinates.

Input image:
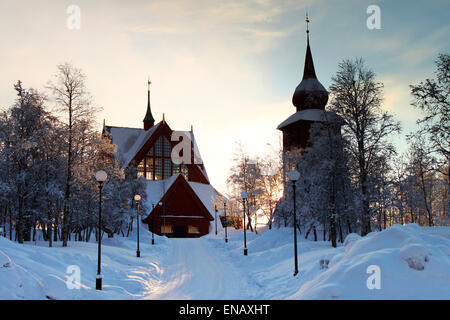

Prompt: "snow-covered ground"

[0,223,449,300]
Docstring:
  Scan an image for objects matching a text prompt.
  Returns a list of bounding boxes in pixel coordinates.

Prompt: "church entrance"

[173,225,188,238]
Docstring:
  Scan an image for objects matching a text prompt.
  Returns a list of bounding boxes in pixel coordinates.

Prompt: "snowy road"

[143,237,257,299]
[2,224,448,300]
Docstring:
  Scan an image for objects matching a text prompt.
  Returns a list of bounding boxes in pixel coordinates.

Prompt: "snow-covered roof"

[142,174,218,217]
[104,126,142,165]
[277,109,344,129]
[105,124,208,179]
[294,77,327,93]
[143,174,179,208]
[104,123,161,167]
[188,180,217,217]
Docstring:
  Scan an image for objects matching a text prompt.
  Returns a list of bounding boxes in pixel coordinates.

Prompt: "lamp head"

[288,169,300,181]
[241,191,247,199]
[95,170,107,182]
[134,194,141,201]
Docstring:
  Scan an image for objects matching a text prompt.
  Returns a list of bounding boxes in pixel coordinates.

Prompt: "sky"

[0,0,449,194]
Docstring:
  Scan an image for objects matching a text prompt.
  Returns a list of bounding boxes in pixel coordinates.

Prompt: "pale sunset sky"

[0,0,449,193]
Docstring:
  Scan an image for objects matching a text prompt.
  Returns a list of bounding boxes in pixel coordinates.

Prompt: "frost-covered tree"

[0,81,58,243]
[328,58,401,235]
[47,63,98,246]
[281,121,353,247]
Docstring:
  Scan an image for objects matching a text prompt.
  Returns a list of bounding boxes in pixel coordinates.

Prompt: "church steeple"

[143,79,155,130]
[292,14,328,111]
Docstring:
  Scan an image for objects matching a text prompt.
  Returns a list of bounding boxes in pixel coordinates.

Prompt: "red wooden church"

[103,82,218,238]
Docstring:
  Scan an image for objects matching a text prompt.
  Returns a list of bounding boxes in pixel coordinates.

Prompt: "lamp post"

[288,169,300,277]
[151,203,155,245]
[95,170,107,290]
[241,191,248,256]
[223,199,228,243]
[215,203,218,235]
[134,194,141,257]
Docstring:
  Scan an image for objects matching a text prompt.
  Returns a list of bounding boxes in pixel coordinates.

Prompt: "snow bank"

[0,224,168,300]
[290,224,450,299]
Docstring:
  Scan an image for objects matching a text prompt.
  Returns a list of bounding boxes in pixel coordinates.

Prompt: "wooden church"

[103,81,217,238]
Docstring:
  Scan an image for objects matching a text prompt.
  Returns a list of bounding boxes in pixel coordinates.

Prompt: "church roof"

[277,109,344,130]
[104,123,160,167]
[142,174,217,221]
[104,122,209,181]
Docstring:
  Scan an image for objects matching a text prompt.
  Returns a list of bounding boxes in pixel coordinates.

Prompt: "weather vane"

[306,12,310,34]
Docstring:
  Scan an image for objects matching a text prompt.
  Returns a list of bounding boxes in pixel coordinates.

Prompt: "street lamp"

[134,194,141,257]
[223,199,228,243]
[95,170,107,290]
[288,169,300,277]
[241,191,248,256]
[215,203,218,235]
[151,203,155,245]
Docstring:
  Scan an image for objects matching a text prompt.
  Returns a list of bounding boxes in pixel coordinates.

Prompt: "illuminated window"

[136,135,174,180]
[181,164,188,180]
[145,157,154,180]
[137,159,145,178]
[155,159,162,180]
[161,225,173,233]
[188,226,200,233]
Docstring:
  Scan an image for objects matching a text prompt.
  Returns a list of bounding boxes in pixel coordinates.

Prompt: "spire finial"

[143,77,155,130]
[306,11,310,34]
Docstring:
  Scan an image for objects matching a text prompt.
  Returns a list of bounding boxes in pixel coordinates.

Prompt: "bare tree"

[410,53,449,215]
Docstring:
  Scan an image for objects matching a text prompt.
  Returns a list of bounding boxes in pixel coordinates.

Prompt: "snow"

[142,175,218,226]
[294,77,327,92]
[143,174,179,208]
[277,109,344,129]
[106,124,209,177]
[0,224,448,300]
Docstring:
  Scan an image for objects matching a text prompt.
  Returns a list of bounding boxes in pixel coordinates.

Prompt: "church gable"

[160,174,214,221]
[142,174,215,238]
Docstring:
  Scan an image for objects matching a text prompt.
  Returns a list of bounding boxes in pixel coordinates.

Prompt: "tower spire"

[302,12,317,80]
[292,13,328,111]
[143,78,155,130]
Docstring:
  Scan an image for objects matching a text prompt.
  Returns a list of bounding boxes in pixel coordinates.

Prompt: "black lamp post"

[215,203,218,235]
[134,194,141,257]
[95,170,107,290]
[241,191,248,256]
[223,199,228,243]
[151,203,155,245]
[288,169,300,277]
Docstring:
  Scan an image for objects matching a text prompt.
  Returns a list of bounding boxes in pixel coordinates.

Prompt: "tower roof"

[292,16,328,111]
[144,80,155,129]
